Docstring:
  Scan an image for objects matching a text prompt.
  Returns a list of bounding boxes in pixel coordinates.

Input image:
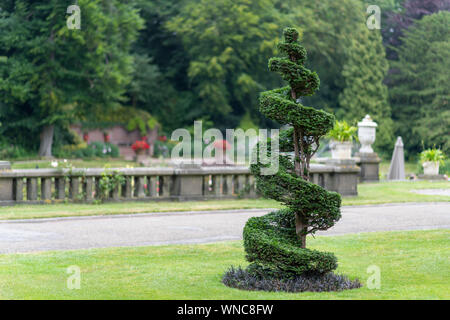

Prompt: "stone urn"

[422,161,440,175]
[330,141,353,159]
[358,115,377,154]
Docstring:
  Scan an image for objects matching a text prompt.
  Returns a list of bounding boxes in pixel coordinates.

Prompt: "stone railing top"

[0,163,360,178]
[0,166,250,178]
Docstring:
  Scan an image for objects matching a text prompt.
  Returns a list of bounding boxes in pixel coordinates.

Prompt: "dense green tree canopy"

[0,0,143,156]
[338,28,394,156]
[390,11,450,155]
[0,0,447,160]
[129,0,195,134]
[280,0,370,115]
[166,0,283,130]
[382,0,450,60]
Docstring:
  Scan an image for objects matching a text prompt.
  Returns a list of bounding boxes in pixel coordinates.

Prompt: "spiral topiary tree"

[223,29,357,291]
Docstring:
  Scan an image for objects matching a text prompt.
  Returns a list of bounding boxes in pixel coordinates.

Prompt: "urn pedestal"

[134,150,148,164]
[324,159,360,196]
[0,161,12,202]
[355,152,381,182]
[356,115,380,182]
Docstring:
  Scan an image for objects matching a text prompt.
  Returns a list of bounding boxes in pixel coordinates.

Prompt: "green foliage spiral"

[246,28,342,277]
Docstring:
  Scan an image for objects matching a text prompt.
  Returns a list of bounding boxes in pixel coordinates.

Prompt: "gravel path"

[1,202,449,254]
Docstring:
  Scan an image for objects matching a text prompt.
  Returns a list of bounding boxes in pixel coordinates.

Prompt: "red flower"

[132,140,150,151]
[213,139,231,151]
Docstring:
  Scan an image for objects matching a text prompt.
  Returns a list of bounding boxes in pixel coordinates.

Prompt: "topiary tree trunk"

[245,28,342,277]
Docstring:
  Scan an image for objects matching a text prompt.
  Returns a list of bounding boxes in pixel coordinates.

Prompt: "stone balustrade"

[0,163,359,206]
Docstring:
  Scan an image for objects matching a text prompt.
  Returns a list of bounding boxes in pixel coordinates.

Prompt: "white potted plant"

[420,148,445,176]
[328,120,357,160]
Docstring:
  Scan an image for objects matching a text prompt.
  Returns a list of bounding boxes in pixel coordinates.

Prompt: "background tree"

[389,11,450,155]
[165,0,385,132]
[338,27,394,156]
[0,0,143,156]
[278,0,371,116]
[1,0,448,161]
[383,0,450,60]
[245,28,341,278]
[166,0,283,130]
[130,0,194,133]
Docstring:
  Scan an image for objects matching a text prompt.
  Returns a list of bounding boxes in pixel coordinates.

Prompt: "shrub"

[232,28,345,288]
[97,169,125,201]
[73,142,120,158]
[0,142,33,159]
[243,210,338,278]
[55,142,88,159]
[419,148,446,164]
[223,266,361,293]
[327,120,358,142]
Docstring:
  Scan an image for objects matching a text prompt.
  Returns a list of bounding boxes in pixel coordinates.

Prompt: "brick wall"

[70,125,158,160]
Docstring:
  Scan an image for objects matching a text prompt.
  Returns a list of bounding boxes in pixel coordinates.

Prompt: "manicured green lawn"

[0,229,448,299]
[0,180,448,220]
[347,180,449,205]
[379,160,419,179]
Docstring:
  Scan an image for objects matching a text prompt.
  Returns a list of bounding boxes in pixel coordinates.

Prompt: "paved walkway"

[1,203,449,254]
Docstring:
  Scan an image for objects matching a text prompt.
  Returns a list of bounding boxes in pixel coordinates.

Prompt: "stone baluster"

[160,176,171,198]
[112,181,120,200]
[55,177,66,200]
[95,177,102,200]
[84,177,94,201]
[69,177,80,200]
[41,177,52,201]
[135,176,146,198]
[224,175,234,196]
[14,178,24,201]
[213,175,223,197]
[247,175,256,198]
[122,176,132,199]
[26,178,38,201]
[147,176,157,197]
[236,175,246,195]
[203,175,212,195]
[312,172,319,185]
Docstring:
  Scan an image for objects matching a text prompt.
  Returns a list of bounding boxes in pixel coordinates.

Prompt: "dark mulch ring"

[222,266,362,293]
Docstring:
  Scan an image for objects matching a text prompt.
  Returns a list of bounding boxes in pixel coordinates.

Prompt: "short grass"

[0,229,448,299]
[0,180,447,220]
[10,158,137,169]
[379,161,419,179]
